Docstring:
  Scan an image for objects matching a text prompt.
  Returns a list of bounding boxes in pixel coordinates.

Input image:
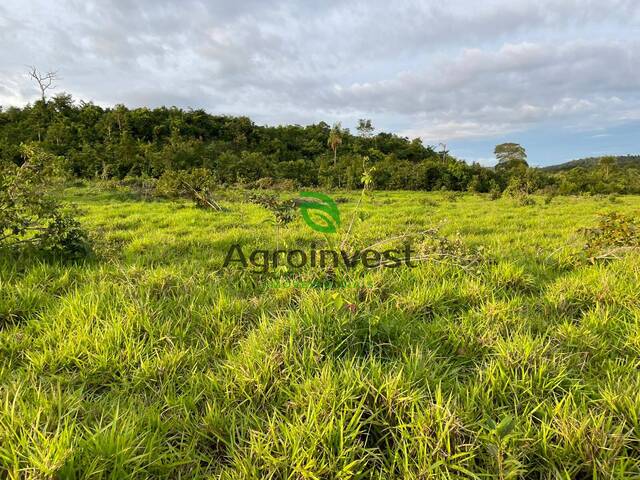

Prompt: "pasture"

[1,186,639,478]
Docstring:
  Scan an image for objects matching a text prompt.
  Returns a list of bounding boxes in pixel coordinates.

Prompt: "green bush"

[247,192,296,226]
[489,181,502,200]
[0,144,90,259]
[582,212,640,260]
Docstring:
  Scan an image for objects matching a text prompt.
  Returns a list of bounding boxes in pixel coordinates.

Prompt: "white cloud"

[0,0,639,155]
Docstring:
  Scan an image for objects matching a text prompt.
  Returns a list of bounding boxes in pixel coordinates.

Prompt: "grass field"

[1,186,640,478]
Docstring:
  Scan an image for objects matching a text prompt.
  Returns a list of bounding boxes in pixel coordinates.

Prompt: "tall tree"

[327,122,343,166]
[494,143,528,170]
[599,156,616,179]
[356,119,374,139]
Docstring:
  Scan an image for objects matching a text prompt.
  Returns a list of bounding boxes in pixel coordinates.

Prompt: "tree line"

[1,91,639,194]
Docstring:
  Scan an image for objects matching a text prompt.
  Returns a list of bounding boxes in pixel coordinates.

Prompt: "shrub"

[247,192,296,226]
[414,228,488,268]
[541,186,558,205]
[444,191,462,202]
[489,181,502,200]
[0,144,90,259]
[582,212,640,261]
[504,176,537,205]
[518,195,536,206]
[155,168,224,210]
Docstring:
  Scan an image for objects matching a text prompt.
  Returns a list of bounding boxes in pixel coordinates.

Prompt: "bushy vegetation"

[4,95,638,194]
[1,186,640,477]
[582,212,640,261]
[0,144,90,259]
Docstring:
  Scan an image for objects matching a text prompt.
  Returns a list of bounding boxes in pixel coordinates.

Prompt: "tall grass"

[1,187,639,478]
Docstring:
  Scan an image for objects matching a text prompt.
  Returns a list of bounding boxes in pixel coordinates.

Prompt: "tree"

[599,156,617,179]
[438,143,448,163]
[27,66,59,104]
[494,143,528,170]
[327,122,343,166]
[356,119,374,139]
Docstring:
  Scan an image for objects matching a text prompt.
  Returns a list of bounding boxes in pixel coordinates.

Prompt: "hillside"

[543,155,640,172]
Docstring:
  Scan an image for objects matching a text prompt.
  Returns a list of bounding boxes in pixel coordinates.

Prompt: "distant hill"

[543,155,640,172]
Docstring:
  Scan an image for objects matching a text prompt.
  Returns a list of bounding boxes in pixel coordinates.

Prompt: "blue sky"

[450,121,640,166]
[1,0,639,166]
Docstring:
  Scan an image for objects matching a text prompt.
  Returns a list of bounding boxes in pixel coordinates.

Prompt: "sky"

[0,0,639,166]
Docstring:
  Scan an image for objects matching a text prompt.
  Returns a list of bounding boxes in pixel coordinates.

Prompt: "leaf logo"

[299,191,341,233]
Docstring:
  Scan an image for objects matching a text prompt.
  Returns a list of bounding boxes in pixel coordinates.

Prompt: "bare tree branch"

[27,66,59,103]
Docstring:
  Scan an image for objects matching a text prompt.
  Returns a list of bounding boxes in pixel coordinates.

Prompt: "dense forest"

[1,93,639,194]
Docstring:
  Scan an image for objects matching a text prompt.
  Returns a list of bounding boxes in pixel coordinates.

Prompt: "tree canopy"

[494,143,529,171]
[1,93,638,194]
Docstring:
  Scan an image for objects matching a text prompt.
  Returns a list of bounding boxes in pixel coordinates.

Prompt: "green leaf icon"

[299,191,341,233]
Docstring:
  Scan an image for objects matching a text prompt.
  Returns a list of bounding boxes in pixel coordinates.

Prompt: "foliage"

[494,143,529,171]
[356,118,375,139]
[489,180,502,200]
[543,154,640,173]
[503,169,546,205]
[0,144,90,259]
[582,212,640,260]
[0,95,544,193]
[414,227,488,268]
[2,95,639,194]
[550,158,640,195]
[247,192,296,226]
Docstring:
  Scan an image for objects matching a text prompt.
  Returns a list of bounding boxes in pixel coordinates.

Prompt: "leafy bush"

[518,195,536,206]
[582,212,640,261]
[247,192,296,226]
[504,175,538,205]
[489,182,502,200]
[444,191,463,202]
[0,144,90,259]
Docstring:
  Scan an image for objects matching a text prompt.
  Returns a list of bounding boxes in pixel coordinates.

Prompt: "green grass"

[1,186,640,478]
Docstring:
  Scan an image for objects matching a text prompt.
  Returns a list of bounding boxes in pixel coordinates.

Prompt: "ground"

[1,186,639,478]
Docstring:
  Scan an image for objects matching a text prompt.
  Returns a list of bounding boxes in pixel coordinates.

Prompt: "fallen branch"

[180,180,225,211]
[591,246,639,261]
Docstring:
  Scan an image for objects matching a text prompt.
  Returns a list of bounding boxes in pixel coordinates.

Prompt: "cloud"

[335,39,640,141]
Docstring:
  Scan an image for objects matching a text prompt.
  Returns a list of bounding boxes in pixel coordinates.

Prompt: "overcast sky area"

[1,1,639,166]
